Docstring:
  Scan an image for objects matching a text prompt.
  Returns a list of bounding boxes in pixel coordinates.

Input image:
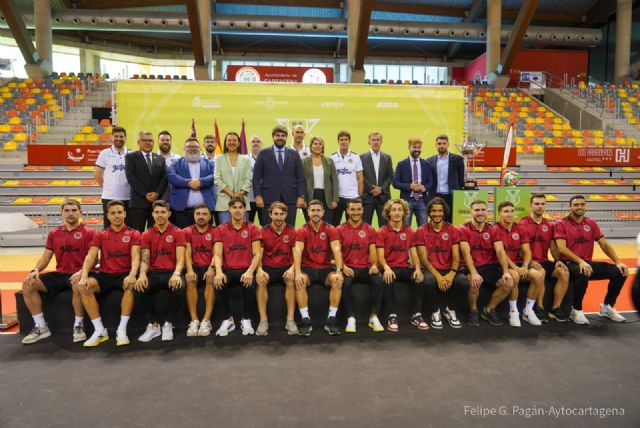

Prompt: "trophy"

[457,137,485,190]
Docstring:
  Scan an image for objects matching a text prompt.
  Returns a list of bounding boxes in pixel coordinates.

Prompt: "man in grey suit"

[360,132,393,227]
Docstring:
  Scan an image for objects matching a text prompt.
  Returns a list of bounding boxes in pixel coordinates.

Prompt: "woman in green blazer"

[301,136,339,224]
[214,132,252,223]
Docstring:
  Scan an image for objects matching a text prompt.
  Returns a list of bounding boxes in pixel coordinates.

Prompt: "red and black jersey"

[376,224,415,269]
[91,226,141,274]
[184,225,215,268]
[261,223,296,268]
[337,221,376,269]
[140,223,186,271]
[45,223,96,274]
[296,221,338,269]
[416,222,460,270]
[214,221,261,270]
[518,216,554,263]
[554,216,603,262]
[458,222,498,267]
[493,222,530,263]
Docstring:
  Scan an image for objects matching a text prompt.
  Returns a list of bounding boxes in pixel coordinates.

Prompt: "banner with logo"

[493,186,531,222]
[544,147,640,166]
[452,189,489,226]
[472,146,516,167]
[115,81,465,167]
[27,144,110,165]
[226,65,334,83]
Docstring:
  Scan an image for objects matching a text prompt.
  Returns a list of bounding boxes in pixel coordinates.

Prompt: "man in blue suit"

[392,137,432,226]
[253,125,306,226]
[426,134,465,223]
[167,138,216,228]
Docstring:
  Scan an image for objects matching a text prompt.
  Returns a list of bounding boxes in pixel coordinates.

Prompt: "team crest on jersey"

[541,225,549,232]
[283,235,290,243]
[122,235,130,243]
[347,158,353,163]
[512,233,520,240]
[482,232,490,240]
[166,235,174,243]
[320,232,327,240]
[74,232,82,239]
[205,234,212,241]
[358,230,366,238]
[583,224,591,232]
[241,230,249,239]
[400,233,407,241]
[442,233,450,241]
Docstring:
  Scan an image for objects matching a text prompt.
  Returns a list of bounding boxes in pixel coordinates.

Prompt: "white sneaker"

[83,329,109,347]
[598,304,626,323]
[187,320,200,337]
[509,310,521,327]
[215,319,236,336]
[522,308,542,326]
[22,325,51,345]
[368,316,384,332]
[73,325,87,343]
[570,308,589,325]
[161,322,174,341]
[431,310,443,329]
[138,323,161,342]
[285,320,299,335]
[116,329,130,346]
[444,307,462,328]
[256,320,269,336]
[198,320,212,336]
[240,319,255,336]
[345,316,357,333]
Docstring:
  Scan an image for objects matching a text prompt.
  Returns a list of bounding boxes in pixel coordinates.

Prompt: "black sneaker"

[324,316,341,336]
[298,317,313,336]
[480,308,503,326]
[548,307,569,323]
[534,306,549,324]
[468,309,480,327]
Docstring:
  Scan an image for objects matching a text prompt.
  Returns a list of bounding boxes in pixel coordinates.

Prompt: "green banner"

[452,189,489,226]
[494,186,531,222]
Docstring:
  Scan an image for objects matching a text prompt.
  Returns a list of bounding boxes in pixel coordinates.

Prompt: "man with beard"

[337,198,385,333]
[458,200,514,327]
[293,200,344,336]
[253,125,306,226]
[426,135,465,223]
[157,131,181,216]
[184,204,216,337]
[246,135,264,225]
[392,138,432,227]
[95,126,131,228]
[203,135,218,163]
[21,200,96,344]
[291,124,310,158]
[255,202,299,336]
[555,195,629,324]
[331,130,364,225]
[167,138,216,228]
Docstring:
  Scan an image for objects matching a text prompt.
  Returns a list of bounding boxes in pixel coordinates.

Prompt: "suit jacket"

[427,152,465,194]
[252,146,306,204]
[301,155,339,208]
[214,153,252,211]
[392,156,432,205]
[166,157,216,212]
[125,150,167,209]
[360,151,393,205]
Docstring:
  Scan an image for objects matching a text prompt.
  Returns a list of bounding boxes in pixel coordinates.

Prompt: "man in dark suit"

[125,130,167,232]
[392,137,432,226]
[167,137,216,228]
[360,131,393,227]
[253,125,306,226]
[427,134,465,223]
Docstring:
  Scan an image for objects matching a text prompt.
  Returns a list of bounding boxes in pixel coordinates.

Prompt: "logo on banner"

[615,149,630,163]
[505,189,521,205]
[166,236,174,243]
[302,68,327,84]
[276,118,320,135]
[235,67,261,83]
[463,191,480,208]
[67,148,85,163]
[122,235,130,243]
[256,97,289,112]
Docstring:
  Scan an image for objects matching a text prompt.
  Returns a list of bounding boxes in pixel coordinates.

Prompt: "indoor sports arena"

[0,1,639,427]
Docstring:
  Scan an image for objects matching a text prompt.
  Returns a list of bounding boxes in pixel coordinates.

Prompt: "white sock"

[32,313,46,328]
[509,300,518,312]
[118,315,130,332]
[91,317,105,333]
[74,316,84,327]
[526,298,536,311]
[328,306,338,318]
[299,307,309,319]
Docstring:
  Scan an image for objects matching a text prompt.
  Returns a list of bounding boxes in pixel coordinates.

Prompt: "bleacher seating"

[570,81,640,134]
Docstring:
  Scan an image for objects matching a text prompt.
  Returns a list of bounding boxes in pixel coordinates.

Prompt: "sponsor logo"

[205,234,212,241]
[541,225,549,232]
[241,230,249,239]
[358,230,366,238]
[166,235,174,243]
[275,118,319,135]
[583,224,591,232]
[320,232,327,240]
[376,102,398,109]
[505,189,521,205]
[321,101,344,109]
[60,244,80,255]
[512,233,520,240]
[482,232,490,240]
[67,148,85,163]
[122,235,130,243]
[235,67,260,82]
[107,250,129,259]
[442,233,450,241]
[191,96,221,109]
[111,164,125,173]
[302,68,327,84]
[615,148,630,163]
[256,97,288,112]
[283,235,290,243]
[73,232,82,239]
[400,233,407,241]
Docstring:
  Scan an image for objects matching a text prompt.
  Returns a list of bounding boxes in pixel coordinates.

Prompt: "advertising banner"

[452,189,489,226]
[544,147,640,167]
[493,186,531,222]
[226,65,335,83]
[27,144,110,166]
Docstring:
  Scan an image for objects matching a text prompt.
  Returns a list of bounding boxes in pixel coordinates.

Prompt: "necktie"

[412,159,421,200]
[145,153,153,173]
[277,149,284,170]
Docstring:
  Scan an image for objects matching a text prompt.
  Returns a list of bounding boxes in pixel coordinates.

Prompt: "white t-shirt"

[331,150,363,198]
[95,146,130,200]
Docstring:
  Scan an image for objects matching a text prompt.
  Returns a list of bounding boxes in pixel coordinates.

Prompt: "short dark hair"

[346,198,363,209]
[337,130,351,141]
[308,199,325,210]
[530,193,546,203]
[497,201,514,211]
[152,200,169,210]
[427,196,450,217]
[269,201,288,214]
[106,200,125,210]
[228,196,246,208]
[204,134,215,141]
[61,199,81,210]
[158,130,171,139]
[435,134,449,142]
[193,203,211,212]
[569,195,586,205]
[112,126,126,136]
[469,200,487,209]
[272,125,288,137]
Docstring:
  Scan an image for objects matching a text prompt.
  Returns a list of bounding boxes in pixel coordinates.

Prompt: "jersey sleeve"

[174,229,186,247]
[591,220,604,241]
[327,226,339,242]
[140,230,152,250]
[375,229,386,248]
[355,155,364,172]
[450,226,461,245]
[296,226,307,243]
[366,225,376,245]
[95,149,108,169]
[250,225,262,242]
[90,231,102,248]
[458,225,469,242]
[131,230,142,246]
[414,226,427,246]
[519,226,530,244]
[407,229,416,247]
[553,221,567,240]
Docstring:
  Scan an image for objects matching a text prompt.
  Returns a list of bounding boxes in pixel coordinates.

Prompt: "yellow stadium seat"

[524,130,534,137]
[72,133,85,142]
[48,197,66,204]
[2,92,13,99]
[515,137,524,145]
[81,125,93,134]
[7,82,17,88]
[13,197,33,204]
[3,141,17,151]
[516,146,524,153]
[38,125,48,133]
[13,133,27,142]
[51,180,67,186]
[104,126,112,134]
[0,124,9,133]
[535,118,544,124]
[533,145,544,153]
[42,93,53,99]
[8,117,20,125]
[56,111,63,119]
[594,130,604,137]
[86,133,98,142]
[60,89,70,95]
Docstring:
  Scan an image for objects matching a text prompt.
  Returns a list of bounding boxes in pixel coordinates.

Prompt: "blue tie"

[277,149,284,170]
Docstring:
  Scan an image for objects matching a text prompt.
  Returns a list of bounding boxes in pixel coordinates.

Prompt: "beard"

[186,153,201,163]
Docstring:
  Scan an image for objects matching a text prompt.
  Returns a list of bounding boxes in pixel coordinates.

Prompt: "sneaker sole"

[324,326,341,335]
[598,313,626,323]
[548,314,569,323]
[73,335,87,343]
[116,339,130,346]
[138,332,161,342]
[255,330,269,336]
[429,323,443,330]
[197,331,212,337]
[22,330,52,345]
[480,312,503,326]
[368,323,384,332]
[345,327,356,333]
[83,335,109,348]
[447,321,462,329]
